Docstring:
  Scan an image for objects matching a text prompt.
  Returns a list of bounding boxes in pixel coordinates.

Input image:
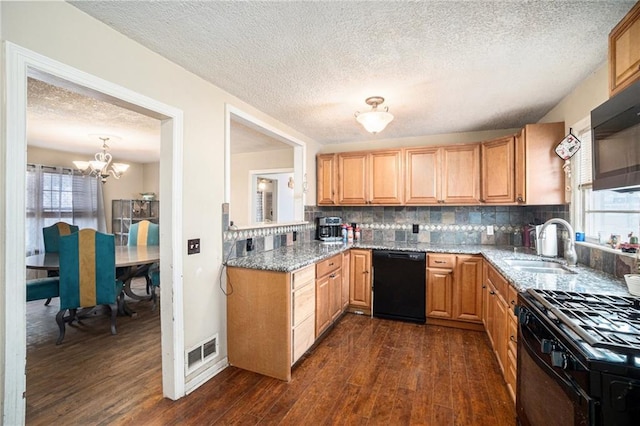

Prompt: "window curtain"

[25,164,106,256]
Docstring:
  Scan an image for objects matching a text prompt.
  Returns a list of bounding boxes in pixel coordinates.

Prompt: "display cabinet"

[112,199,159,245]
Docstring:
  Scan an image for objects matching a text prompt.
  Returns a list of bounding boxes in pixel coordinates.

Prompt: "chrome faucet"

[539,218,577,267]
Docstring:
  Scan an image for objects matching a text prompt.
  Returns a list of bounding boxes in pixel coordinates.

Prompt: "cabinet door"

[405,147,440,204]
[316,275,331,337]
[426,268,453,319]
[493,292,509,373]
[341,251,350,310]
[515,129,526,204]
[369,150,403,204]
[338,152,368,205]
[330,270,342,321]
[609,2,640,96]
[521,123,565,205]
[481,136,515,204]
[317,154,337,205]
[453,256,483,323]
[441,144,480,204]
[349,249,372,312]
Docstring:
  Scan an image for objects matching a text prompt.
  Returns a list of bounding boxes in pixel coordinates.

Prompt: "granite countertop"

[225,241,630,297]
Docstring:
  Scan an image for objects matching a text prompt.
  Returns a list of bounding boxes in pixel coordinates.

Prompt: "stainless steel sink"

[504,259,575,275]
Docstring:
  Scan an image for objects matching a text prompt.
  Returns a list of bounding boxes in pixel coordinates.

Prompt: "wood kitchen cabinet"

[426,254,455,319]
[405,147,441,204]
[481,136,515,204]
[453,255,484,322]
[427,254,483,328]
[514,122,566,205]
[484,262,515,381]
[316,254,342,337]
[441,144,481,204]
[609,1,640,97]
[316,154,337,205]
[341,250,350,310]
[349,249,372,314]
[227,264,316,381]
[405,144,480,205]
[337,150,403,205]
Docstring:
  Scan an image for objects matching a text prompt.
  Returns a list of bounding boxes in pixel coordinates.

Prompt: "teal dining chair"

[42,221,79,306]
[128,220,160,309]
[56,228,122,345]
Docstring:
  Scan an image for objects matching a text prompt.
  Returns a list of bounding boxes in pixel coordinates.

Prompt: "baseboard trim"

[185,357,229,395]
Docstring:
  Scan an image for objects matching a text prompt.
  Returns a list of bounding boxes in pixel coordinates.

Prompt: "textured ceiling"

[27,78,161,163]
[67,0,636,145]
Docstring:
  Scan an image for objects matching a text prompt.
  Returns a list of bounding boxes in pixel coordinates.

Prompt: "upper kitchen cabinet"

[316,154,337,206]
[441,144,481,204]
[515,122,566,205]
[481,136,515,204]
[609,2,640,97]
[406,144,479,205]
[405,147,440,204]
[337,150,403,205]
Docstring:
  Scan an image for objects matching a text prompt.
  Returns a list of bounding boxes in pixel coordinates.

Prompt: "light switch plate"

[187,238,200,255]
[486,225,494,236]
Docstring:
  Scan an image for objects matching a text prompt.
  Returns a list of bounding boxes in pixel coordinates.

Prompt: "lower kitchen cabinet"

[316,254,343,337]
[484,261,519,404]
[349,249,372,314]
[227,263,320,381]
[341,251,350,310]
[427,254,483,329]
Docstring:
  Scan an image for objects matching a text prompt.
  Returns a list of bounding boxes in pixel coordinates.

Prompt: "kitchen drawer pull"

[329,273,336,278]
[329,263,334,266]
[510,335,517,343]
[482,285,487,289]
[511,300,516,305]
[434,260,447,264]
[490,290,496,295]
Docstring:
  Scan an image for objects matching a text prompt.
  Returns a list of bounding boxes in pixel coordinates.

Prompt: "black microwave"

[590,79,640,192]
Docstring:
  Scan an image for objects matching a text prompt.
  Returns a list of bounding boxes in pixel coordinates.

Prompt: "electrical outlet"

[246,238,254,252]
[187,238,200,255]
[412,224,419,234]
[486,225,494,236]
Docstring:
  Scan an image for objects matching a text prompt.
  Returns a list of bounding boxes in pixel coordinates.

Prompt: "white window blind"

[578,129,592,187]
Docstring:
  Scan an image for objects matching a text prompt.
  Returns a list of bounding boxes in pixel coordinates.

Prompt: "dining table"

[26,245,160,316]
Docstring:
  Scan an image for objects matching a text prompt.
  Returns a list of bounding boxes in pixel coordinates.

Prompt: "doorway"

[3,42,185,423]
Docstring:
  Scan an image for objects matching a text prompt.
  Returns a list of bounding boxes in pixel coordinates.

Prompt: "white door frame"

[2,41,185,423]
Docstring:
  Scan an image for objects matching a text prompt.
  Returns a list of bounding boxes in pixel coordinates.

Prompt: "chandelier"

[354,96,394,134]
[73,135,130,183]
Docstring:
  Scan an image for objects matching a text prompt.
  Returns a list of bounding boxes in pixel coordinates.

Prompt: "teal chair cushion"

[26,277,60,302]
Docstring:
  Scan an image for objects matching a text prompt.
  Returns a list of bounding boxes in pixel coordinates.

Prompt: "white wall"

[143,162,160,197]
[230,148,293,226]
[0,0,318,415]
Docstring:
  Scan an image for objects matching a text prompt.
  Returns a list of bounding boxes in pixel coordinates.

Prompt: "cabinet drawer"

[506,346,517,394]
[487,265,507,298]
[508,315,518,356]
[292,264,315,290]
[316,254,342,278]
[292,281,315,327]
[428,254,455,269]
[292,314,315,364]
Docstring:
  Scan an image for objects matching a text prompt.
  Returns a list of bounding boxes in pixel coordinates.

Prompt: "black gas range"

[517,289,640,426]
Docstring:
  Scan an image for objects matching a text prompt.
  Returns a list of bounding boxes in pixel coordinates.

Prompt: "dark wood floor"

[27,292,516,425]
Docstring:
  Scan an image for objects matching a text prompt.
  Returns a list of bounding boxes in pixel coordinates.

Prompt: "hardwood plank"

[27,305,516,425]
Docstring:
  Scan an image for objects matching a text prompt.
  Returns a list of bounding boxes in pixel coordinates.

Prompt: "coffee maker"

[316,217,342,242]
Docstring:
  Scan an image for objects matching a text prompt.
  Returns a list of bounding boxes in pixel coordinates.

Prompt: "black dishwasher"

[372,250,426,323]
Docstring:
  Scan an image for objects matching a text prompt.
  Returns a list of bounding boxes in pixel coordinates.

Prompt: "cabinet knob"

[517,196,524,203]
[510,335,517,343]
[489,290,496,295]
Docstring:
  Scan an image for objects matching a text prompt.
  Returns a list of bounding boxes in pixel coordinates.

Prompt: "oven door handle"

[519,322,593,405]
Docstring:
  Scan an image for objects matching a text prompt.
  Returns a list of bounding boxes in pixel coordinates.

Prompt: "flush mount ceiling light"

[354,96,394,134]
[73,135,130,183]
